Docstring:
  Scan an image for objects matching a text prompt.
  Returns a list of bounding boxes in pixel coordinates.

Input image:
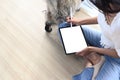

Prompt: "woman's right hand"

[66,16,82,25]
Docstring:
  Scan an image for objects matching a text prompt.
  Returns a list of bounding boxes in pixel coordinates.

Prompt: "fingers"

[75,47,93,57]
[75,49,89,56]
[66,17,79,25]
[66,16,70,20]
[66,16,71,22]
[75,51,84,56]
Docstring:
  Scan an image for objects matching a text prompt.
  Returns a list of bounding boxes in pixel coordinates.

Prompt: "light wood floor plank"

[0,0,86,80]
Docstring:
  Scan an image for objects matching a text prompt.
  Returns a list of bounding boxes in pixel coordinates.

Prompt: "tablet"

[59,25,87,55]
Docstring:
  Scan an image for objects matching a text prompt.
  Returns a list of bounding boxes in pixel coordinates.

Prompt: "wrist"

[88,46,94,52]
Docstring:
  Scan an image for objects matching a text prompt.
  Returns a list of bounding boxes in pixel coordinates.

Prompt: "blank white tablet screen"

[60,26,87,54]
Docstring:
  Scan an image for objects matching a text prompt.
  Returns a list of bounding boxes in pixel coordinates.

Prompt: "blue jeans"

[58,22,102,47]
[58,22,120,80]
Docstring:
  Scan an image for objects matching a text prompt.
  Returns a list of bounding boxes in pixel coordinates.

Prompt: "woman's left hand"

[75,47,92,56]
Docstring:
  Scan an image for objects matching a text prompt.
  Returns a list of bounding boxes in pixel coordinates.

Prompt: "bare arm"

[69,16,119,58]
[66,17,98,25]
[76,46,119,58]
[89,46,119,58]
[77,17,98,25]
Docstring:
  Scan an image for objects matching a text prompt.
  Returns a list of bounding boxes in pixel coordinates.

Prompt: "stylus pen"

[70,7,73,28]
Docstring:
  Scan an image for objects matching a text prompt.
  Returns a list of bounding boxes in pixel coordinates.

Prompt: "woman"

[58,0,120,80]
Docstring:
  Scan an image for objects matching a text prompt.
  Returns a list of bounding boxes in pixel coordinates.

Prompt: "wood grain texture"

[0,0,87,80]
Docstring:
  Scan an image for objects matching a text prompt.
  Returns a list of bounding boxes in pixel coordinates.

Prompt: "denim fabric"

[73,67,94,80]
[58,22,102,47]
[58,22,120,80]
[95,55,120,80]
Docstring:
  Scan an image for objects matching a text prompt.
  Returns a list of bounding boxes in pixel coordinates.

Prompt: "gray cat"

[45,0,81,32]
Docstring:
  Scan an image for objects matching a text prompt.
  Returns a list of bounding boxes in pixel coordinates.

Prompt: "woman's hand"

[66,16,98,25]
[66,16,82,25]
[75,46,92,56]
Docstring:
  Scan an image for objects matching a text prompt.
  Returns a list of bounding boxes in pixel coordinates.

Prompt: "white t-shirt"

[97,12,120,56]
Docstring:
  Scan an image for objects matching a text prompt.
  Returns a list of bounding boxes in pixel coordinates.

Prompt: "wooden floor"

[0,0,92,80]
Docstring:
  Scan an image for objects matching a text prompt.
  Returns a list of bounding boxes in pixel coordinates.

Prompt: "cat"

[45,0,81,32]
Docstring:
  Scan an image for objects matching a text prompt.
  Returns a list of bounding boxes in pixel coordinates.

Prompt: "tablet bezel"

[59,25,87,55]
